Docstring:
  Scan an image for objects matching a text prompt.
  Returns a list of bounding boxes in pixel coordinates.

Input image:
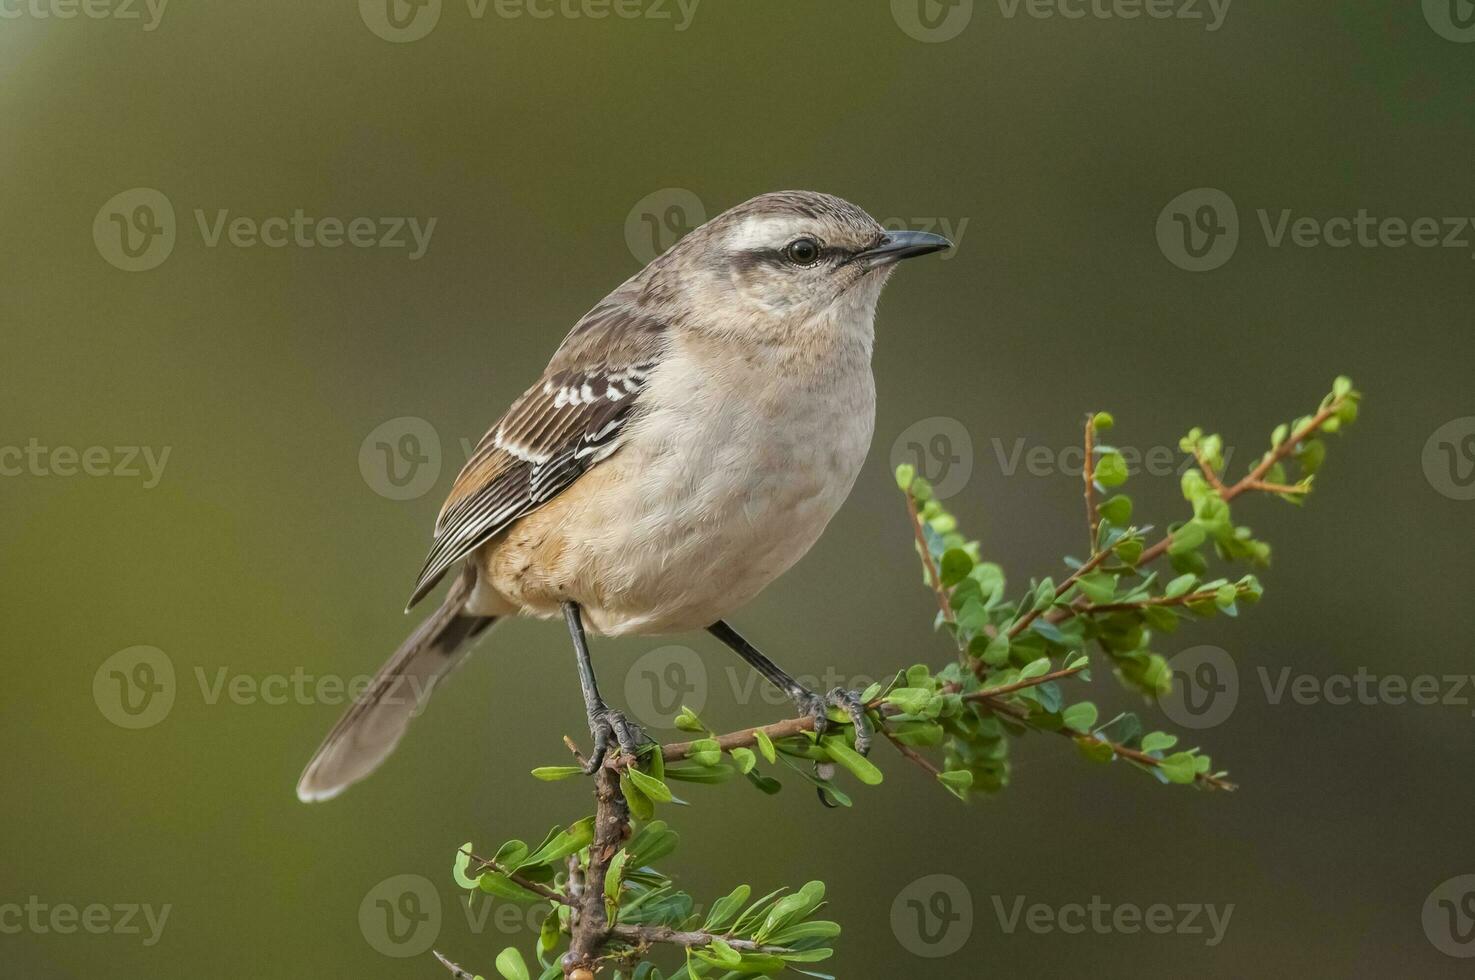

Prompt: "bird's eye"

[783,238,821,266]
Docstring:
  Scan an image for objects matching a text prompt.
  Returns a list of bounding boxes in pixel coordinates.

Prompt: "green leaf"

[453,843,480,889]
[754,728,777,764]
[939,548,973,587]
[686,739,723,767]
[605,849,629,903]
[895,463,916,491]
[1096,494,1132,526]
[479,872,545,903]
[626,767,674,804]
[620,773,655,822]
[1061,701,1098,733]
[1094,450,1128,488]
[1017,657,1051,681]
[1158,752,1198,784]
[937,769,973,801]
[703,884,752,932]
[1140,731,1178,753]
[1164,573,1197,599]
[730,747,758,775]
[673,706,706,732]
[1092,411,1115,431]
[530,766,583,782]
[496,946,531,980]
[822,737,883,786]
[1076,571,1116,604]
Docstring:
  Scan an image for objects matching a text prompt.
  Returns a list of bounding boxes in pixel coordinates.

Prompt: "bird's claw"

[584,704,650,774]
[794,686,873,756]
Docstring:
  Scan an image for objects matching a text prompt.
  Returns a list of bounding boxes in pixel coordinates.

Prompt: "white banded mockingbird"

[297,190,950,802]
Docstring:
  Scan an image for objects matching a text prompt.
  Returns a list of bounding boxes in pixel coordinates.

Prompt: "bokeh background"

[4,1,1474,976]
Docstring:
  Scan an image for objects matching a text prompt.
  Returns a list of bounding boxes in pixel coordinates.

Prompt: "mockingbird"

[297,190,950,802]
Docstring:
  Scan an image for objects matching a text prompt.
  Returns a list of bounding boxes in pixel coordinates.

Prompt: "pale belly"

[472,361,876,635]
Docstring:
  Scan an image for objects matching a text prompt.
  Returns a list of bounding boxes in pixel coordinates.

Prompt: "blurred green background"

[4,0,1474,976]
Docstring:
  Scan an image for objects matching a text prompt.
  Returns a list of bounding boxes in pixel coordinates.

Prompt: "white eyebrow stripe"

[726,215,814,251]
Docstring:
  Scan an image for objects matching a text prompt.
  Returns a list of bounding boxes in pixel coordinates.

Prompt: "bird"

[296,190,951,802]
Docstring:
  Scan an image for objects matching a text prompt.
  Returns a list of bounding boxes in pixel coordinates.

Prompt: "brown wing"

[405,302,669,609]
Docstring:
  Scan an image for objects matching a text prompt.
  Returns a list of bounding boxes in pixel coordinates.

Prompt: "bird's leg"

[706,620,872,755]
[563,602,648,773]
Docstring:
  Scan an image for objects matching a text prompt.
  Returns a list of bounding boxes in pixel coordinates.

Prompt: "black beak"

[853,229,952,269]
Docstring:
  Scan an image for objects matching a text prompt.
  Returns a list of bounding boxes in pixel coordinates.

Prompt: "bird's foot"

[792,686,873,756]
[584,704,650,774]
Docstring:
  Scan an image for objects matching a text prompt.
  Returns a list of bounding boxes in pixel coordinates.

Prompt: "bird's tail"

[296,567,496,802]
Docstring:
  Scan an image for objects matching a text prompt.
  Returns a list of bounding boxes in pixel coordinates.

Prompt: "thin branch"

[564,766,629,977]
[607,924,793,955]
[981,692,1235,791]
[459,845,573,906]
[1006,547,1114,640]
[882,727,943,776]
[434,951,480,979]
[1084,413,1100,553]
[905,488,955,628]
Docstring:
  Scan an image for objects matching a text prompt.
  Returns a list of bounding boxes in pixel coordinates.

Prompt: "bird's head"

[647,190,951,344]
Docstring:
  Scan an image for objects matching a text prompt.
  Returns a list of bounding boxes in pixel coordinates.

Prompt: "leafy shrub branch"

[434,378,1362,980]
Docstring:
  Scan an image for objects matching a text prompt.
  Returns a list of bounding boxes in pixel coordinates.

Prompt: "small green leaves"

[754,729,777,764]
[1096,493,1132,526]
[1094,450,1128,488]
[626,767,673,804]
[821,737,884,785]
[937,769,973,801]
[495,947,531,980]
[1091,411,1115,432]
[530,766,583,782]
[1061,702,1098,734]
